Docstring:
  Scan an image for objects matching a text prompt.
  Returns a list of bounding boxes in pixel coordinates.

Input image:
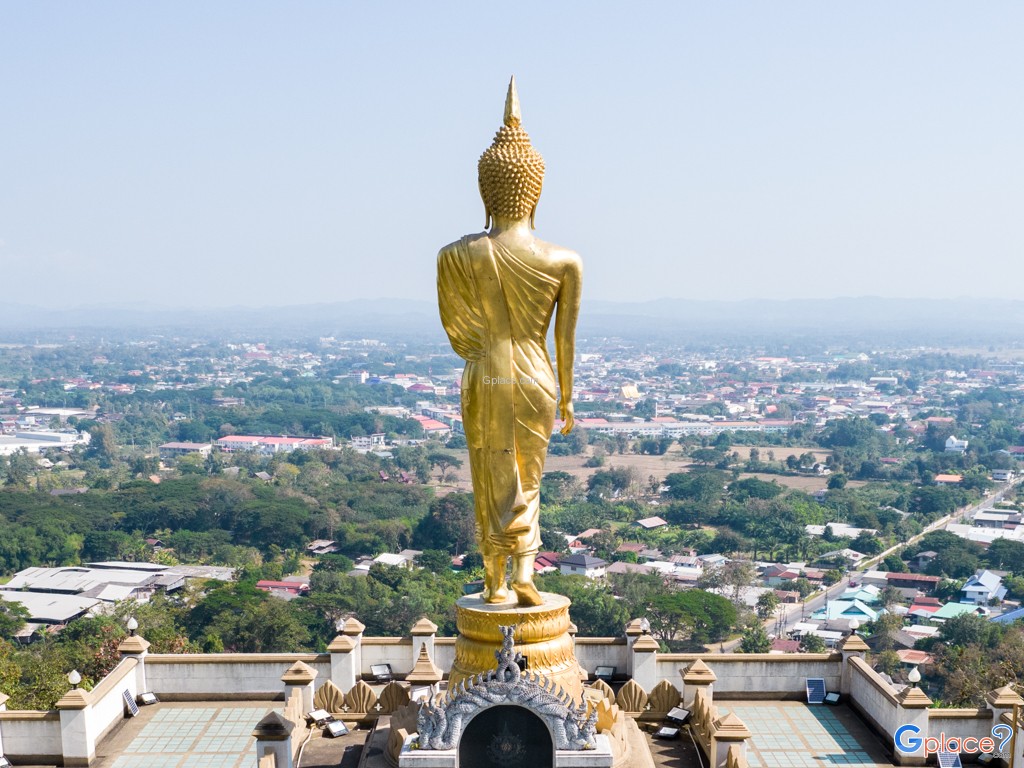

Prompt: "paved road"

[711,478,1020,652]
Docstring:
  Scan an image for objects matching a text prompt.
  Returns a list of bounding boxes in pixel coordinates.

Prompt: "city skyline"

[2,2,1022,309]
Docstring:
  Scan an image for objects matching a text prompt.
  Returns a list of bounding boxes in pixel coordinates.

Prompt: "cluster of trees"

[926,615,1024,706]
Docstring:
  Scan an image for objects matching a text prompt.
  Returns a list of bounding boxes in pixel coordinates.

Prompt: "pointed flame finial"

[503,76,521,127]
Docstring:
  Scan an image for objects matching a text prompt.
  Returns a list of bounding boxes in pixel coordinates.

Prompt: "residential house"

[912,551,937,571]
[306,540,338,556]
[559,554,608,579]
[255,580,310,599]
[945,436,969,454]
[810,598,880,629]
[158,442,212,460]
[886,572,940,594]
[932,602,988,622]
[634,515,669,530]
[961,569,1007,605]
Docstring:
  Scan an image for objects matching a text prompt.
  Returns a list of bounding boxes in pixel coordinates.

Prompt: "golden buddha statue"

[437,77,582,607]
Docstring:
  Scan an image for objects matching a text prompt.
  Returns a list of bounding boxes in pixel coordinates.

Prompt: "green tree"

[418,549,453,573]
[426,452,462,484]
[986,539,1024,570]
[739,624,772,653]
[938,612,993,648]
[0,601,28,640]
[800,634,827,653]
[755,591,780,620]
[827,473,848,490]
[414,492,476,555]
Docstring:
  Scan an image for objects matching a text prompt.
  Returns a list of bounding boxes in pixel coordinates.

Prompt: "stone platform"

[450,592,584,704]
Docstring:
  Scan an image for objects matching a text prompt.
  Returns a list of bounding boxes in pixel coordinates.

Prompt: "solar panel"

[805,678,827,704]
[123,689,140,717]
[938,752,963,768]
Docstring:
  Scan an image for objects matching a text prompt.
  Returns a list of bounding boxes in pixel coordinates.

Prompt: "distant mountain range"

[3,297,1023,345]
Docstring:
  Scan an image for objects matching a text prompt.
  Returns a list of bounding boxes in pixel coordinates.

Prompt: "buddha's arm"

[554,255,582,435]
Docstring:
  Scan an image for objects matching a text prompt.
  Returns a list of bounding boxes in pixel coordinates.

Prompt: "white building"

[559,554,608,579]
[945,435,969,453]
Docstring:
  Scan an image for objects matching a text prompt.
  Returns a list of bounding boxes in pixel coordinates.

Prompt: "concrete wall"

[656,653,842,698]
[0,711,62,763]
[89,658,139,743]
[361,638,413,674]
[927,710,994,742]
[847,656,901,738]
[146,653,328,699]
[575,639,629,675]
[435,637,456,671]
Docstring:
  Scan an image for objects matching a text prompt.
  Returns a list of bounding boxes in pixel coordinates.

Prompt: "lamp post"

[907,666,921,688]
[126,617,138,637]
[67,669,82,689]
[848,619,860,636]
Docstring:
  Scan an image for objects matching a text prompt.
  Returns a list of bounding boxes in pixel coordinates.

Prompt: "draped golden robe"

[437,234,561,557]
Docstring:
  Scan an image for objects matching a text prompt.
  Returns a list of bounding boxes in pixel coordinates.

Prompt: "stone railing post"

[624,618,645,676]
[252,711,294,768]
[281,661,317,714]
[682,659,717,709]
[118,633,151,694]
[838,632,868,695]
[56,686,95,766]
[342,617,365,679]
[710,711,751,768]
[406,644,443,694]
[631,633,659,692]
[986,685,1024,730]
[894,685,932,765]
[328,634,357,691]
[410,617,438,671]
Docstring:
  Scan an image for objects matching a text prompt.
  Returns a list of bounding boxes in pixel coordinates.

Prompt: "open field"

[730,445,832,463]
[428,444,837,495]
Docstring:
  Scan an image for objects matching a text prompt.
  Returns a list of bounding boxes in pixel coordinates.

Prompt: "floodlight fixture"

[370,664,393,683]
[137,692,159,705]
[666,707,691,725]
[594,666,615,682]
[324,720,349,738]
[306,709,332,726]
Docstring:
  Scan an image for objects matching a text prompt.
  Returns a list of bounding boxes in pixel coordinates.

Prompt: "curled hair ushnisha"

[478,77,545,227]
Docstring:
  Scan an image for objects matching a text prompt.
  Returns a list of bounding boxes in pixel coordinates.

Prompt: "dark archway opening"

[458,705,553,768]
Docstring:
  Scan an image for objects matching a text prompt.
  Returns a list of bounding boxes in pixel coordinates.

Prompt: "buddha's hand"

[559,401,575,435]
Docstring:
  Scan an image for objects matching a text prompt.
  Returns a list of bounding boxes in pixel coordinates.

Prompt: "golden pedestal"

[450,592,583,703]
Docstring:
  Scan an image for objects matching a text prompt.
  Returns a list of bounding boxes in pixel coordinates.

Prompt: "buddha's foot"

[483,583,510,603]
[512,580,543,607]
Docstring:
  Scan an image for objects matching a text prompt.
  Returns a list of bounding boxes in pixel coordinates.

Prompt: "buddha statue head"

[478,77,545,229]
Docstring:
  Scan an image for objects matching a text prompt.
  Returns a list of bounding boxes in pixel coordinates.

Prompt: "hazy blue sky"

[2,2,1022,309]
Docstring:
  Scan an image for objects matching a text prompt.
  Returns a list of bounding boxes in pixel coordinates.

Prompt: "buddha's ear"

[479,181,492,229]
[529,203,538,230]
